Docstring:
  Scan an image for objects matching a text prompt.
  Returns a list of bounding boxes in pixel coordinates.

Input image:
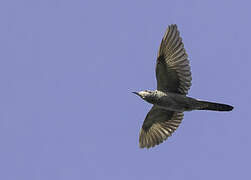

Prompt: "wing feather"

[156,24,192,95]
[139,106,184,148]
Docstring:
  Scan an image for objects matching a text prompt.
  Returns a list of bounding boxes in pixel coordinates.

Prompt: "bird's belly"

[155,104,187,112]
[155,95,193,112]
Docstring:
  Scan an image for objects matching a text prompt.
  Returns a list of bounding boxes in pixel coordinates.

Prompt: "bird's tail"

[197,100,233,111]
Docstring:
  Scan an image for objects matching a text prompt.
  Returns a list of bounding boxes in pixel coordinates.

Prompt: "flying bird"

[133,24,233,149]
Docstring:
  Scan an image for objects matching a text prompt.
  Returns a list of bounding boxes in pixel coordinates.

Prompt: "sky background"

[1,0,250,179]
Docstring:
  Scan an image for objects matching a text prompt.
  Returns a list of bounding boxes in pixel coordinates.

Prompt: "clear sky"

[1,0,250,179]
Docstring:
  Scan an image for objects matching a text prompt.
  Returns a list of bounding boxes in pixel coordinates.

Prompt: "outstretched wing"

[156,24,192,95]
[139,106,184,148]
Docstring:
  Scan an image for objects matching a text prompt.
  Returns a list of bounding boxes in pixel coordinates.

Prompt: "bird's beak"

[132,92,140,96]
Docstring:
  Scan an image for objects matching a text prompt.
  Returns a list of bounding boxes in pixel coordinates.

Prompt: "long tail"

[197,100,233,111]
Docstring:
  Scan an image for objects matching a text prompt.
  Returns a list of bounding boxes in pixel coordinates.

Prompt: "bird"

[133,24,233,149]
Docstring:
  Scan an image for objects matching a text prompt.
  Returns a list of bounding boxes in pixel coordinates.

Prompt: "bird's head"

[132,90,156,103]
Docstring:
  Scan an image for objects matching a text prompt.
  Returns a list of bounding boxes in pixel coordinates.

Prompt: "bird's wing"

[139,106,184,148]
[156,24,192,95]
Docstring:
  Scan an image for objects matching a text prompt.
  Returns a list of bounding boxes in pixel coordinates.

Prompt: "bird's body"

[136,90,199,112]
[134,90,233,112]
[133,24,233,149]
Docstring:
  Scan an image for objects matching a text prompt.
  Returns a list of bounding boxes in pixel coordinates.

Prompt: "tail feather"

[198,101,233,111]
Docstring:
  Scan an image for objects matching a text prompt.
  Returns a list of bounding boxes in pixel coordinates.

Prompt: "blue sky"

[1,0,250,179]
